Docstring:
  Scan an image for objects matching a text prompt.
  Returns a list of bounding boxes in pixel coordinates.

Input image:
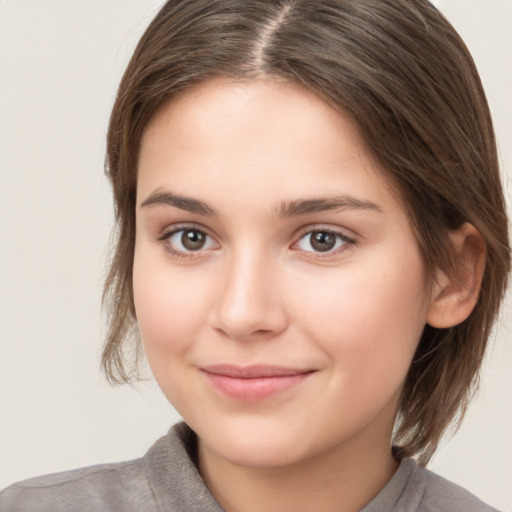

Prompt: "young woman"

[1,1,510,511]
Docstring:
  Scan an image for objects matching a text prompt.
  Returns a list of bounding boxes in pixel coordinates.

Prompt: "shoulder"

[363,457,500,512]
[419,464,500,512]
[0,423,222,512]
[0,458,156,512]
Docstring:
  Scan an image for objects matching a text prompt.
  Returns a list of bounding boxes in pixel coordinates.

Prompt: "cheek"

[293,254,428,391]
[132,253,215,410]
[132,246,211,365]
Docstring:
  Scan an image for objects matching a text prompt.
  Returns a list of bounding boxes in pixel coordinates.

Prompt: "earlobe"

[426,223,486,329]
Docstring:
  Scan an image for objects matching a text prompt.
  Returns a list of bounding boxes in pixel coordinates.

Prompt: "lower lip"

[202,371,313,402]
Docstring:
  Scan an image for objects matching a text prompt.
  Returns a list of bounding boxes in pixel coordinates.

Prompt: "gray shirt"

[0,423,499,511]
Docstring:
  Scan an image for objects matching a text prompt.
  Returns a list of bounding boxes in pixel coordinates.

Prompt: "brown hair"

[102,0,510,464]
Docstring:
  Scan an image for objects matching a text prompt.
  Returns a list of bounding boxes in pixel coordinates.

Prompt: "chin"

[194,416,309,468]
[213,438,306,469]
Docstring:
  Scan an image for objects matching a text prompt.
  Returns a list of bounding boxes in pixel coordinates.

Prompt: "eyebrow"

[139,191,382,218]
[277,196,382,217]
[140,191,218,216]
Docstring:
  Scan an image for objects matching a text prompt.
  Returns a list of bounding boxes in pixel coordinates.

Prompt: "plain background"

[0,0,511,509]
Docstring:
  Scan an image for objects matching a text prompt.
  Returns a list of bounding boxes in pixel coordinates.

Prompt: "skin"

[133,78,479,512]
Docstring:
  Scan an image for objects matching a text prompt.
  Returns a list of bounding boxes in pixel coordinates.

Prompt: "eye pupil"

[181,230,205,250]
[310,231,336,252]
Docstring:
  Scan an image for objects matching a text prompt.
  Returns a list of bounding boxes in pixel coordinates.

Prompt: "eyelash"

[293,226,356,257]
[158,224,356,260]
[158,224,217,260]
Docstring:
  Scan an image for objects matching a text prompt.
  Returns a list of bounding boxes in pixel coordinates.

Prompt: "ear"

[426,223,486,329]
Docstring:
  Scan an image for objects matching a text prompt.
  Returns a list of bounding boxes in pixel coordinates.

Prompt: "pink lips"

[200,364,314,402]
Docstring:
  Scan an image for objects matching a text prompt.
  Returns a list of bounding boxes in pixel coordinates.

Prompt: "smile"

[200,365,315,402]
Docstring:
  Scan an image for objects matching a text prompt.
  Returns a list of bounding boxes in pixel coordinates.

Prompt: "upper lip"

[200,364,314,379]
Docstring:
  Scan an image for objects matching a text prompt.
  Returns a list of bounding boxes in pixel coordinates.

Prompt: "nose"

[209,248,288,341]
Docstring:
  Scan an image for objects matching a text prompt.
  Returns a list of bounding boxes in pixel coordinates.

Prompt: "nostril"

[213,325,277,341]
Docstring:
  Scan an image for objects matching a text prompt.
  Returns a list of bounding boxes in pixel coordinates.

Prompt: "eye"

[160,227,218,255]
[295,229,352,254]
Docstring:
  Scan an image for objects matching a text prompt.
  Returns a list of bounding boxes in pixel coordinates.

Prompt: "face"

[134,78,434,469]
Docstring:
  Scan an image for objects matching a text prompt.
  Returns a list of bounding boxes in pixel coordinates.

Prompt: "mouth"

[200,364,315,402]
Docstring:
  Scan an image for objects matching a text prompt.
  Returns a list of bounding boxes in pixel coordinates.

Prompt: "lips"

[200,364,315,402]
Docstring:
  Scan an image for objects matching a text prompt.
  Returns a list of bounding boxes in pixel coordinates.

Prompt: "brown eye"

[296,229,352,254]
[162,227,218,255]
[310,231,336,252]
[181,229,206,250]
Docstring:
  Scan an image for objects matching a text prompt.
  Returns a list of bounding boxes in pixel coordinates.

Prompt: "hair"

[102,0,510,464]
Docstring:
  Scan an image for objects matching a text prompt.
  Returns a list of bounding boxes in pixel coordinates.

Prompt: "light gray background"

[0,1,511,509]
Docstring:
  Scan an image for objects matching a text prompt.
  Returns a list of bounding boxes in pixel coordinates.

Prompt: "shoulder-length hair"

[102,0,510,464]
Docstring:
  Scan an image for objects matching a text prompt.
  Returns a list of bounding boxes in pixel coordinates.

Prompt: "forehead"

[141,78,352,158]
[138,78,401,213]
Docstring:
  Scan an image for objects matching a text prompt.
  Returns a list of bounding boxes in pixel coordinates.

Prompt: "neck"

[198,431,398,512]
